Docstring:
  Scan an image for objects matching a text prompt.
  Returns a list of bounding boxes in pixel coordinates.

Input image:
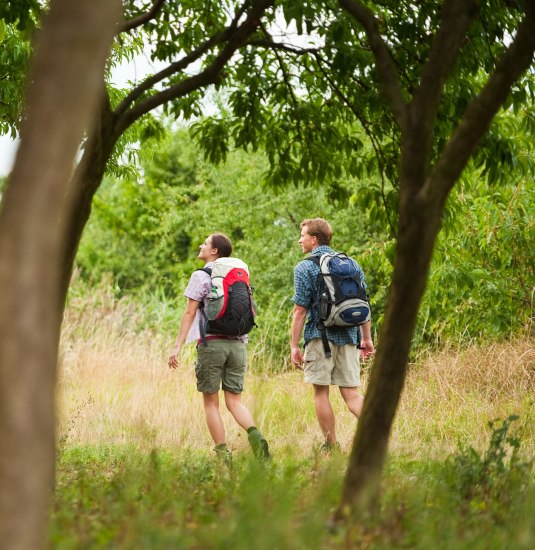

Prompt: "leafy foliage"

[76,126,532,363]
[446,415,532,523]
[4,0,533,357]
[419,174,534,345]
[76,127,375,361]
[0,0,41,34]
[192,0,534,196]
[0,22,31,136]
[50,437,535,548]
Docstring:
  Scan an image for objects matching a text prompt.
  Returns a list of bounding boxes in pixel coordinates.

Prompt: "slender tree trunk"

[0,2,120,548]
[59,100,119,301]
[54,0,275,307]
[338,186,444,516]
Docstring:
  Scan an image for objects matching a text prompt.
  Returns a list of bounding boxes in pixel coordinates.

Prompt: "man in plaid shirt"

[291,218,374,452]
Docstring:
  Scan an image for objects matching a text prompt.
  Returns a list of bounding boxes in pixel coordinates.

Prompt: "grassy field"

[52,294,535,548]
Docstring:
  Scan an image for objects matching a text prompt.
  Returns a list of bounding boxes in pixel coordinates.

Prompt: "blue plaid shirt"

[292,245,367,346]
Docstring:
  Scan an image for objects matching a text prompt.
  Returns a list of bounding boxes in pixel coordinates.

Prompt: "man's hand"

[291,345,304,370]
[291,304,307,370]
[359,339,375,361]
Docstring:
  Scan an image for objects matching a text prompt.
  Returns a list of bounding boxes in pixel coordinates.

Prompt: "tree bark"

[338,188,443,516]
[58,0,275,303]
[338,0,535,519]
[0,1,120,548]
[59,98,119,300]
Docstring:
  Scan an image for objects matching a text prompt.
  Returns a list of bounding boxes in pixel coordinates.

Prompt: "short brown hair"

[300,218,332,245]
[210,233,232,258]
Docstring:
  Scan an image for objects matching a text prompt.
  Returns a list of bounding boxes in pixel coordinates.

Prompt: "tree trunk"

[337,1,535,521]
[0,1,120,548]
[59,100,119,302]
[338,187,443,516]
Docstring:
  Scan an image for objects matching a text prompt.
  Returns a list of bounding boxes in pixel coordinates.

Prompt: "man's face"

[298,226,318,254]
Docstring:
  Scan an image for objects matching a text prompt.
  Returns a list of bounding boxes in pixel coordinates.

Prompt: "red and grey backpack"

[197,257,256,344]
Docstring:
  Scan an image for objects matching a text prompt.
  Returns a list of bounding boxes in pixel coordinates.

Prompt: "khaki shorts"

[303,338,360,387]
[195,339,246,394]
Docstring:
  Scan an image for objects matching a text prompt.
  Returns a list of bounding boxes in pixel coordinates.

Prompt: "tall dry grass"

[58,289,535,460]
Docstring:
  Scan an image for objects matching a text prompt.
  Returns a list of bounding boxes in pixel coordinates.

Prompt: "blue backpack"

[306,252,370,356]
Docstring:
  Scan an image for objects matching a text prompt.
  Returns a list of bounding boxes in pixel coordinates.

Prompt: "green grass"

[50,418,535,549]
[54,285,535,548]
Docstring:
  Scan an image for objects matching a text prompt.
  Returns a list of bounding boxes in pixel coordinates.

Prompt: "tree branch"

[249,38,321,56]
[338,0,407,128]
[114,0,258,118]
[411,0,479,148]
[114,0,274,136]
[115,30,229,117]
[422,3,535,205]
[311,52,397,235]
[258,25,303,136]
[118,0,166,34]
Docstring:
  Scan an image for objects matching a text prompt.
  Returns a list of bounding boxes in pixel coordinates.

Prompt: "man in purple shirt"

[168,233,270,460]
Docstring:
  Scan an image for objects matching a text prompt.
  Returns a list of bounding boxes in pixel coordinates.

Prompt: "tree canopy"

[0,0,533,536]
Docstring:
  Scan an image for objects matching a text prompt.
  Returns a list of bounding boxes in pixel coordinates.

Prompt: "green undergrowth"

[50,417,535,549]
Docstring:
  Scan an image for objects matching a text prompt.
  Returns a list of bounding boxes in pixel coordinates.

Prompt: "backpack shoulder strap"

[193,268,212,308]
[303,255,332,356]
[305,255,320,265]
[194,268,212,345]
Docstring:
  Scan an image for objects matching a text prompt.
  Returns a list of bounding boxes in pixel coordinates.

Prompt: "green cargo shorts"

[195,339,247,394]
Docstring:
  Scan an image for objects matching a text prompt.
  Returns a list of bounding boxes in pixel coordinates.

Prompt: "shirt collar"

[310,245,334,256]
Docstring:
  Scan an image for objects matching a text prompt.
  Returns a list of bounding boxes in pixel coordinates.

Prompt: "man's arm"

[291,304,307,369]
[168,298,201,369]
[359,321,374,360]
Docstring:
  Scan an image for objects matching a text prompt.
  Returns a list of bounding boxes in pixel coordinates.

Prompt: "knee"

[313,385,330,402]
[314,393,329,405]
[203,393,220,411]
[224,393,240,412]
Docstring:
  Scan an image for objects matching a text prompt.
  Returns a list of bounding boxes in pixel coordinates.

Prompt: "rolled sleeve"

[184,270,210,302]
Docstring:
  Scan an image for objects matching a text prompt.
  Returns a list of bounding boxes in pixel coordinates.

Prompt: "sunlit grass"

[52,287,535,549]
[58,287,535,460]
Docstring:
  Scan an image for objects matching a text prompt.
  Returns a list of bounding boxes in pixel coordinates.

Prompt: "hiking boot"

[247,428,271,460]
[214,443,232,464]
[319,441,341,455]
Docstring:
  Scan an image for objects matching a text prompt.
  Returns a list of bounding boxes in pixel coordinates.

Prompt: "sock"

[247,427,271,459]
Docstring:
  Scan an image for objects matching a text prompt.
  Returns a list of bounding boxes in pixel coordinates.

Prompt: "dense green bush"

[75,128,375,363]
[75,126,533,364]
[445,415,533,523]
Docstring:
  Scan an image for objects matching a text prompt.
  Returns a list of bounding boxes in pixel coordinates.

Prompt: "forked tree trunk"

[338,0,535,519]
[0,1,120,548]
[339,188,444,516]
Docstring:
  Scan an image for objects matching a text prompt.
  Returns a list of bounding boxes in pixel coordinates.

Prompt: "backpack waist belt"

[197,335,242,345]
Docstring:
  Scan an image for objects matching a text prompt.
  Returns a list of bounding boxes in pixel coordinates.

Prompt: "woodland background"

[0,0,534,548]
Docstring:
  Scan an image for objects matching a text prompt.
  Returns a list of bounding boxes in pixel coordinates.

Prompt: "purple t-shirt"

[184,262,247,344]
